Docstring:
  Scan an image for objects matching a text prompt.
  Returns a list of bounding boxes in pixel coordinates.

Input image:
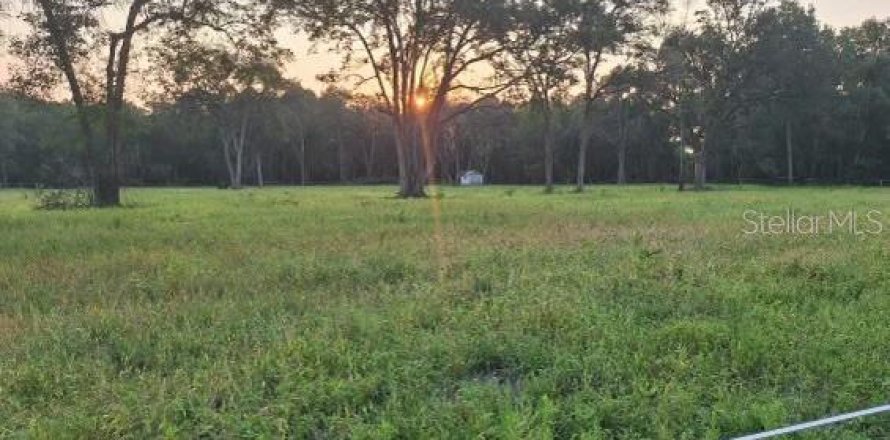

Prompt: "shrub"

[35,188,93,210]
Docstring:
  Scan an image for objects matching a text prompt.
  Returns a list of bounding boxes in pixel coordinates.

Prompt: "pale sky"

[2,0,889,92]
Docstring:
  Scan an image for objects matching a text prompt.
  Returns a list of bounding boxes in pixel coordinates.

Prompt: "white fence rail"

[732,404,890,440]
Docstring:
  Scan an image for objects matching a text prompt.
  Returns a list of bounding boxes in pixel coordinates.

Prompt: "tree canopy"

[2,0,890,193]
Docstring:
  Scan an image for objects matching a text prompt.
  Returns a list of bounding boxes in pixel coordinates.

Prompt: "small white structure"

[460,170,485,186]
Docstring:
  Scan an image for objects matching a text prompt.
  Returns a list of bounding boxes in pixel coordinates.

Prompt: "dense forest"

[2,1,890,199]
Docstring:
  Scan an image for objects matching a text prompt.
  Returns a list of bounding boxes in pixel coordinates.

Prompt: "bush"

[35,188,93,210]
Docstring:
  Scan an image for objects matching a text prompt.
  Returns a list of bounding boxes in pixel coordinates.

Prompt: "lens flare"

[415,95,428,109]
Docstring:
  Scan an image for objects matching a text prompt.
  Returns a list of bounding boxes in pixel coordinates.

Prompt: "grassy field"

[2,185,890,439]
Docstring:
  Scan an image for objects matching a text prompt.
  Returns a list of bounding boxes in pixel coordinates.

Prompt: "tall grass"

[1,186,889,438]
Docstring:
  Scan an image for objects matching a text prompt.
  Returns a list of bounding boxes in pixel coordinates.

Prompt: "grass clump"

[34,188,93,210]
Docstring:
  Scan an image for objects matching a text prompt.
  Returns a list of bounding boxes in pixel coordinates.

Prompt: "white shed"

[460,170,485,186]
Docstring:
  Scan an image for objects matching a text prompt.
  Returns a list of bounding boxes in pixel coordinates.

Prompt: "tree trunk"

[233,114,248,189]
[454,137,461,185]
[98,2,144,207]
[576,125,591,192]
[576,56,599,193]
[678,148,686,192]
[677,108,687,191]
[394,122,409,193]
[617,99,627,185]
[694,155,706,190]
[233,142,243,190]
[786,120,794,185]
[94,171,120,206]
[544,109,555,194]
[222,131,244,190]
[421,115,440,185]
[256,153,264,188]
[300,136,307,186]
[408,123,426,196]
[294,117,308,186]
[694,134,707,190]
[731,140,740,185]
[394,118,426,198]
[400,139,425,197]
[223,136,235,188]
[103,40,123,207]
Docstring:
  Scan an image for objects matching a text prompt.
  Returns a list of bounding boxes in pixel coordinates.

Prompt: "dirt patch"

[0,314,26,346]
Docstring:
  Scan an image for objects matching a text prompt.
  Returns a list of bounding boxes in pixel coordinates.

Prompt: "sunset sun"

[414,94,428,109]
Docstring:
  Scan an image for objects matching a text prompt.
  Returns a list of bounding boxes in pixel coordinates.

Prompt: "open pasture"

[1,186,889,438]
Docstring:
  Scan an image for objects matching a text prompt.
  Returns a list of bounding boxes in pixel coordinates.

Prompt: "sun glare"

[414,95,428,109]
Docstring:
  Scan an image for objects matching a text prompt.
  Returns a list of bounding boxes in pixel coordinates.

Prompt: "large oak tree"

[287,0,516,197]
[9,0,278,205]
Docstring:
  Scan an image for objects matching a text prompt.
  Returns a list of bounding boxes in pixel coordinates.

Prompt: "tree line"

[1,0,890,204]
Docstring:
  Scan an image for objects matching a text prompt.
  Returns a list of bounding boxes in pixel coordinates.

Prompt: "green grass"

[2,185,890,439]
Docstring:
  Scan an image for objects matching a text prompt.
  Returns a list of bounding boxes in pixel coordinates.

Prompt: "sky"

[682,0,890,26]
[2,0,890,93]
